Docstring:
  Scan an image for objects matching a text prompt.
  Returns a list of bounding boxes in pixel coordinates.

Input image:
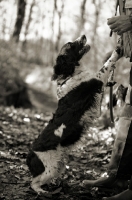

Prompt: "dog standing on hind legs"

[26,35,121,194]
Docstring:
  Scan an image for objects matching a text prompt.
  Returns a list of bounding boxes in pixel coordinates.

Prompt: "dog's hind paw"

[33,188,52,197]
[38,190,52,198]
[36,188,47,194]
[31,184,51,196]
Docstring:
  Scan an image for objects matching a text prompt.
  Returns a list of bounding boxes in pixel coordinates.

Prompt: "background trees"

[0,0,116,66]
[0,2,131,198]
[0,0,130,108]
[12,0,26,42]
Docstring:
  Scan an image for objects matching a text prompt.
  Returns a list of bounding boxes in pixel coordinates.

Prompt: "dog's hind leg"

[31,174,49,194]
[31,170,55,194]
[31,163,65,194]
[31,150,65,194]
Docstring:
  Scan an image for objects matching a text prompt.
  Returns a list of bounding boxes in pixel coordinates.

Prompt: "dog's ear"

[52,62,75,81]
[51,55,65,81]
[51,64,61,81]
[51,54,79,81]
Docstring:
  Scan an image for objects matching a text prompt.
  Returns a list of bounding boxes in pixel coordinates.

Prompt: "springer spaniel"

[27,35,121,194]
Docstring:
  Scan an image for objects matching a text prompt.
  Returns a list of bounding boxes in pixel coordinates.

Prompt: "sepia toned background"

[0,0,130,111]
[1,1,132,199]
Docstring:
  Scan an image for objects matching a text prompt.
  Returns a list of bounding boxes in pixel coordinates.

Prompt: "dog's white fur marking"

[57,50,118,100]
[57,70,95,100]
[32,145,66,193]
[54,124,66,137]
[31,174,48,194]
[96,50,119,83]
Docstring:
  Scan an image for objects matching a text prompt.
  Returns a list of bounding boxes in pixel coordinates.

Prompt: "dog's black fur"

[27,35,120,194]
[52,38,87,80]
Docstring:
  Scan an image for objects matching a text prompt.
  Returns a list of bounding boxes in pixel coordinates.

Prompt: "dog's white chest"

[57,71,94,99]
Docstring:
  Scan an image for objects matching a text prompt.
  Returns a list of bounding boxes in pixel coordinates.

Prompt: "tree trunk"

[22,0,35,48]
[12,0,26,42]
[80,0,87,30]
[50,0,57,65]
[55,0,64,52]
[75,0,87,39]
[91,0,101,69]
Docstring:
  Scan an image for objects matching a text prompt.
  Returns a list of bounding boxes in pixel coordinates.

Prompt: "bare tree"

[80,0,87,30]
[91,0,101,68]
[74,0,87,39]
[22,0,36,48]
[1,8,6,39]
[12,0,26,42]
[55,0,64,52]
[50,0,57,65]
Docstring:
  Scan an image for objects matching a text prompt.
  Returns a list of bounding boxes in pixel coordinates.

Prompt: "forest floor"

[0,103,123,200]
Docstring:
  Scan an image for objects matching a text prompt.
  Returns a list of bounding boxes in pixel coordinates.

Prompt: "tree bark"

[12,0,26,42]
[50,0,57,65]
[91,0,101,68]
[75,0,87,39]
[55,0,64,52]
[22,0,35,48]
[80,0,87,30]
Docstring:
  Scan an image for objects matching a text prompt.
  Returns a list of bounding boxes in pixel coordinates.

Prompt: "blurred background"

[2,2,132,198]
[0,0,131,112]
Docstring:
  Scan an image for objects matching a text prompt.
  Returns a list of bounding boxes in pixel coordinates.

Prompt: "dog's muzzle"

[75,35,87,45]
[75,35,90,55]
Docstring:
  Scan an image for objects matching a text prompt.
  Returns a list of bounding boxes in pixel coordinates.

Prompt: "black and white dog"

[27,35,121,194]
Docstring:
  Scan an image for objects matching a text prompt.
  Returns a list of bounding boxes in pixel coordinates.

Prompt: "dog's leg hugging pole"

[96,37,123,123]
[96,37,122,86]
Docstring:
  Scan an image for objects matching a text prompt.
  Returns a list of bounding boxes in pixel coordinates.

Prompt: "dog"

[26,35,121,194]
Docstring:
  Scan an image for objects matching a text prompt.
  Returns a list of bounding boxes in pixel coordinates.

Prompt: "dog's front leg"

[96,45,121,85]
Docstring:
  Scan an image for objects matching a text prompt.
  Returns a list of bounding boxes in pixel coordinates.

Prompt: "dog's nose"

[81,35,86,41]
[81,35,87,45]
[75,35,87,44]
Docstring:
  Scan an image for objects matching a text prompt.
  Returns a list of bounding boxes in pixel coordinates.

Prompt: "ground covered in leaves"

[0,106,123,200]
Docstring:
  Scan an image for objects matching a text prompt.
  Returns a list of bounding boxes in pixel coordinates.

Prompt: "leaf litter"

[0,106,121,200]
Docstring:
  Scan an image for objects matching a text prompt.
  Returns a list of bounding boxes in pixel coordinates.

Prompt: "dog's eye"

[68,42,75,49]
[67,42,74,48]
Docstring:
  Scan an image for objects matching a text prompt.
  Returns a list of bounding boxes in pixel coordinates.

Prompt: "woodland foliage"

[0,1,131,199]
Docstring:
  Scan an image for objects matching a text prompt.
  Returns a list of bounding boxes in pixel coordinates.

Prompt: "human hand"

[107,16,132,35]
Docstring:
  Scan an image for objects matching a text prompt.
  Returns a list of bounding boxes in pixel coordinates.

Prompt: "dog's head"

[52,35,90,80]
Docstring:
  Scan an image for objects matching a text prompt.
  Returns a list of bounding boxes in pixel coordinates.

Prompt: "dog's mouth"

[79,43,90,55]
[75,35,90,55]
